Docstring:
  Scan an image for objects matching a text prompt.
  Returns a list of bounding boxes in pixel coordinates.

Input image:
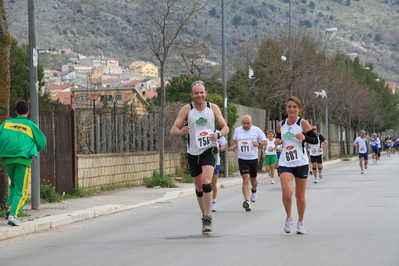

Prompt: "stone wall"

[76,150,241,189]
[77,151,183,189]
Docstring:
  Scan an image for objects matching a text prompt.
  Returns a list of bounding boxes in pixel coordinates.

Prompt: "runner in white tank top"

[170,81,229,235]
[275,96,318,235]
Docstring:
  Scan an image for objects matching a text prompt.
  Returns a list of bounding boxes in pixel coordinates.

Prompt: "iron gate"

[39,102,76,195]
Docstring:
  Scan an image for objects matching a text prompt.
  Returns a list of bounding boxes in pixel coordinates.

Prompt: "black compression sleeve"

[303,129,318,144]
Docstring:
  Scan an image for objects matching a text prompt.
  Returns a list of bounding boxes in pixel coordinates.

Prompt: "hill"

[5,0,399,82]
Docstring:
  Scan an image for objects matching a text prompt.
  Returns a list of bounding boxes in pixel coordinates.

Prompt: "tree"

[140,0,209,177]
[0,0,11,210]
[9,37,53,112]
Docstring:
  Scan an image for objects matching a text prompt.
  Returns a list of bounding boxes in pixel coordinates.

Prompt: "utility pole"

[28,0,40,210]
[222,0,228,177]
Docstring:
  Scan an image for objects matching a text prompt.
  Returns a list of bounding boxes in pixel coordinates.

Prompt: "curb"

[0,158,346,241]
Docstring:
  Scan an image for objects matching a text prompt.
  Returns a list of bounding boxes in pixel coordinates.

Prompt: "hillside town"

[42,49,160,115]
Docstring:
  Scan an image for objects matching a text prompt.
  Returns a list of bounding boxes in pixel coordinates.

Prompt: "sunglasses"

[312,128,317,131]
[191,80,205,87]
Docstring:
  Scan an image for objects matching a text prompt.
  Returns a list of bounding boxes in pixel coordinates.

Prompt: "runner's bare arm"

[170,105,190,135]
[275,122,282,145]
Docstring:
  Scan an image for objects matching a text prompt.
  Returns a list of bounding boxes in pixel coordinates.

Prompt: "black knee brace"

[312,168,317,171]
[318,167,323,171]
[196,190,203,198]
[202,183,212,193]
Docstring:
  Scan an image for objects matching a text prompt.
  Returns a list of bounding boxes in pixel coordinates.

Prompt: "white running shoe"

[212,202,218,212]
[243,200,252,212]
[319,171,323,179]
[296,221,306,234]
[314,178,318,183]
[8,215,20,226]
[309,170,313,175]
[268,171,271,177]
[271,178,275,184]
[365,164,368,169]
[361,170,364,174]
[284,217,293,233]
[250,191,257,202]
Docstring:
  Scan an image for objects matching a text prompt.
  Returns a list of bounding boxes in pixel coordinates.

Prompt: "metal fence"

[76,103,184,154]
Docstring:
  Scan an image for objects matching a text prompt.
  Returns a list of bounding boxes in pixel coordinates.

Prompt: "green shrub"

[144,171,178,188]
[40,179,61,202]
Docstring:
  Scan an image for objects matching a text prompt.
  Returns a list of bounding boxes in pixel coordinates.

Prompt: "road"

[1,155,399,266]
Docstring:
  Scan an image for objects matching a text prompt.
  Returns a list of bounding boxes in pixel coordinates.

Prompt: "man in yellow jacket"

[0,100,46,226]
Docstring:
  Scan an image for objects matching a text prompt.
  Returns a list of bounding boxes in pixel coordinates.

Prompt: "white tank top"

[308,134,322,156]
[187,102,216,156]
[265,138,277,156]
[279,117,309,167]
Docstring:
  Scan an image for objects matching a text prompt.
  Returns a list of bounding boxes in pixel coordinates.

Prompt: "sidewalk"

[0,159,342,240]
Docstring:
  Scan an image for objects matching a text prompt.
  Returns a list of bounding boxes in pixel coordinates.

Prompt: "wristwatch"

[257,141,261,145]
[217,132,222,139]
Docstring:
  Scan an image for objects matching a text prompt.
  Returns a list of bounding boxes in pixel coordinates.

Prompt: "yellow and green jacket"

[0,116,47,167]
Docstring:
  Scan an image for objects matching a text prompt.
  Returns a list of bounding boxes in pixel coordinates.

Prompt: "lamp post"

[323,27,337,160]
[221,0,228,177]
[346,53,358,155]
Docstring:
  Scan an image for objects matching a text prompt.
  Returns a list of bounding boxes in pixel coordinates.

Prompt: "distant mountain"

[5,0,399,82]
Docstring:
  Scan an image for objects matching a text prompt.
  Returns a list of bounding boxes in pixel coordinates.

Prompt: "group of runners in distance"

[171,80,391,236]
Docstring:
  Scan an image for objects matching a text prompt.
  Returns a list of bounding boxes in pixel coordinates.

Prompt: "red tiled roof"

[49,91,73,104]
[46,84,74,91]
[124,79,146,86]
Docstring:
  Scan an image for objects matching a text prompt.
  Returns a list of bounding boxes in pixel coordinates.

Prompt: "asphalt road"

[1,155,399,266]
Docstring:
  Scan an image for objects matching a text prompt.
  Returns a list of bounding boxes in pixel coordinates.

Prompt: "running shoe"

[212,202,218,212]
[296,221,306,234]
[319,171,323,179]
[243,200,252,212]
[309,170,313,175]
[284,217,293,233]
[8,215,20,226]
[268,171,271,177]
[271,178,275,184]
[361,170,364,174]
[314,178,318,183]
[202,215,213,235]
[365,164,368,169]
[250,191,257,202]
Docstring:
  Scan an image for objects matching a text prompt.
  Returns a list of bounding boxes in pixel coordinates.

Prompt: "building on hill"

[70,86,149,114]
[129,61,158,77]
[80,56,119,68]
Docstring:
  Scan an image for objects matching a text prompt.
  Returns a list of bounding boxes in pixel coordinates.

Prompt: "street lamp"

[346,52,358,155]
[324,28,338,57]
[323,27,337,161]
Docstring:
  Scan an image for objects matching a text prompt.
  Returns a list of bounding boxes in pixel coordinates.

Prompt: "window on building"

[114,93,123,101]
[77,94,88,101]
[101,95,112,101]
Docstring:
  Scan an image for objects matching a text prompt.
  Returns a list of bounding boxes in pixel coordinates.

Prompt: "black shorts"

[238,158,258,178]
[187,148,215,177]
[310,155,323,164]
[278,165,309,179]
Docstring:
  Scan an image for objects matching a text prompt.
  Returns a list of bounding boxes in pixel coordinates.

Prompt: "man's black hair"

[15,100,30,115]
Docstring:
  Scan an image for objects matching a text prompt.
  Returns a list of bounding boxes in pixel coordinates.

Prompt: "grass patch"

[144,171,178,188]
[337,154,353,159]
[182,175,194,183]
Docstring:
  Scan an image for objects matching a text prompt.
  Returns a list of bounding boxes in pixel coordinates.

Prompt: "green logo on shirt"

[196,117,207,124]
